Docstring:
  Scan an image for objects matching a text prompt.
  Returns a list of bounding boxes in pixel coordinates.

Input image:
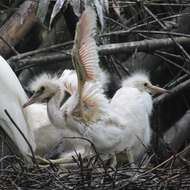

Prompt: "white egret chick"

[23,7,169,168]
[22,70,108,157]
[110,72,169,163]
[23,7,110,163]
[0,56,36,159]
[23,6,109,130]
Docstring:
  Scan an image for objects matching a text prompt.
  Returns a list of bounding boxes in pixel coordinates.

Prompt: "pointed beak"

[23,91,43,108]
[148,84,169,95]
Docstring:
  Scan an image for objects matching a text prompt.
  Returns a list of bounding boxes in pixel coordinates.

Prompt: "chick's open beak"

[148,84,169,95]
[23,91,43,108]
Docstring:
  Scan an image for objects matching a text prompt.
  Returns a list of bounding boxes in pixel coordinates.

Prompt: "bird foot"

[29,155,74,165]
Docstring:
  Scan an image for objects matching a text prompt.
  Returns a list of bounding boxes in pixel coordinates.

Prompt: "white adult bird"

[0,56,36,159]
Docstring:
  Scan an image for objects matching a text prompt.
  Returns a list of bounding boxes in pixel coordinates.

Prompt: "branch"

[8,36,190,69]
[0,0,38,57]
[98,36,190,55]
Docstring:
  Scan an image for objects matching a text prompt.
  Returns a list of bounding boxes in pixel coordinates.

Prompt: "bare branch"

[8,36,190,70]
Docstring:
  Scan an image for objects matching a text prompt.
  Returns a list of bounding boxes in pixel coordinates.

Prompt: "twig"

[0,36,19,55]
[9,41,73,62]
[4,109,37,166]
[9,36,190,71]
[143,5,167,30]
[101,30,190,39]
[154,52,190,75]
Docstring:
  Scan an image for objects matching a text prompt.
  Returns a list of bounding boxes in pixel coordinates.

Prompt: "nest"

[1,153,190,190]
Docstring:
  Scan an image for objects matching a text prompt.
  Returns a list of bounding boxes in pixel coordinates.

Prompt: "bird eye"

[144,82,148,87]
[40,86,45,91]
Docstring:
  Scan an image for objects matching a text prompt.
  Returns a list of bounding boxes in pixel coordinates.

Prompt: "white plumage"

[110,73,153,159]
[0,56,36,158]
[23,7,168,167]
[62,72,168,164]
[0,56,68,159]
[22,7,109,159]
[23,71,91,157]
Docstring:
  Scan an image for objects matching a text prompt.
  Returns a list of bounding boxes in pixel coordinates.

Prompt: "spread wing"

[72,6,100,94]
[70,7,109,124]
[80,82,108,123]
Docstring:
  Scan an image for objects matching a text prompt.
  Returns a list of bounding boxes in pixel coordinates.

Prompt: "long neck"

[143,92,153,115]
[47,90,65,127]
[47,90,86,135]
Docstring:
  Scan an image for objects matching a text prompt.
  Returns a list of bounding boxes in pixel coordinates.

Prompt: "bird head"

[122,72,169,95]
[23,74,60,108]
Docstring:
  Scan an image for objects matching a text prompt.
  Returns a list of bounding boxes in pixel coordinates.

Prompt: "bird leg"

[121,149,139,179]
[126,149,147,182]
[109,154,117,169]
[126,149,137,169]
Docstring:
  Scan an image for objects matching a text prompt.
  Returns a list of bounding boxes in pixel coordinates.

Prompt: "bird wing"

[79,82,109,123]
[60,69,78,95]
[72,6,103,103]
[85,122,122,152]
[72,6,100,84]
[60,70,109,124]
[71,6,104,121]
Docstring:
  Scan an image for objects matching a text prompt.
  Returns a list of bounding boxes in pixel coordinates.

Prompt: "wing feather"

[72,6,101,84]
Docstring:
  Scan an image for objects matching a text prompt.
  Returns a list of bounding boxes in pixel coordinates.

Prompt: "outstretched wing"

[80,82,109,123]
[72,6,100,91]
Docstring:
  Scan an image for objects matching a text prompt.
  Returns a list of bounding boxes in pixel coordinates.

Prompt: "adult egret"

[0,56,36,159]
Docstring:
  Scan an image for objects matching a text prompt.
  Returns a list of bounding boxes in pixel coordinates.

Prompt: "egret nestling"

[23,6,169,167]
[23,7,110,163]
[23,6,109,133]
[23,72,89,155]
[110,72,169,164]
